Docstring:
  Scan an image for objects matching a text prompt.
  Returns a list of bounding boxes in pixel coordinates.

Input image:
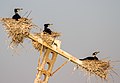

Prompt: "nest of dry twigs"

[78,60,110,80]
[32,32,61,51]
[0,18,34,48]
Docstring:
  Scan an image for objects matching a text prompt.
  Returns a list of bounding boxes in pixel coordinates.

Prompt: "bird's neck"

[93,55,96,57]
[44,27,48,30]
[15,12,18,14]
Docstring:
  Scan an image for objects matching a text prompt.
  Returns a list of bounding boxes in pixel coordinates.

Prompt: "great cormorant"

[43,24,53,35]
[79,51,100,61]
[12,8,22,21]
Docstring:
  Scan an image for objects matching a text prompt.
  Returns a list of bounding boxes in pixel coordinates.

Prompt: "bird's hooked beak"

[48,24,53,26]
[92,51,100,57]
[96,51,100,54]
[44,23,53,28]
[15,8,23,12]
[17,8,23,10]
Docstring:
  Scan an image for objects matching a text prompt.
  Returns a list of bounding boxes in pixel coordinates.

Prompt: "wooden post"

[34,48,58,83]
[28,33,83,83]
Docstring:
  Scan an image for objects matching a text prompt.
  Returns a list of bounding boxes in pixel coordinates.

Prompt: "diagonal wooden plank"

[28,33,83,66]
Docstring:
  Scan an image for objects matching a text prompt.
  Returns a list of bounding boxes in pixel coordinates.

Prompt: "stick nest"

[1,18,34,47]
[32,32,61,51]
[78,60,110,80]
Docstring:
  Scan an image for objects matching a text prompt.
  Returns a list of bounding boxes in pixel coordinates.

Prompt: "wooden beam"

[28,33,83,66]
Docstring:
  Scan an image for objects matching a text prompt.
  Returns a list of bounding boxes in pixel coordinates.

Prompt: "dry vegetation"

[32,32,61,51]
[0,17,61,50]
[77,59,111,80]
[1,18,34,48]
[0,17,115,81]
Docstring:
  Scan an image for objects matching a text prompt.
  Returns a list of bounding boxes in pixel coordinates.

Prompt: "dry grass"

[0,18,34,48]
[32,32,61,51]
[0,17,61,50]
[77,59,111,80]
[1,17,114,81]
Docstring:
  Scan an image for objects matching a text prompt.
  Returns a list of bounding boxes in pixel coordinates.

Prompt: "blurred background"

[0,0,120,83]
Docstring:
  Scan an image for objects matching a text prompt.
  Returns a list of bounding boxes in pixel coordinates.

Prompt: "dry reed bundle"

[0,18,34,47]
[32,32,61,51]
[32,40,45,51]
[78,60,110,80]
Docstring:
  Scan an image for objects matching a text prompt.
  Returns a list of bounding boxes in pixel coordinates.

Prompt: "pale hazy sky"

[0,0,120,83]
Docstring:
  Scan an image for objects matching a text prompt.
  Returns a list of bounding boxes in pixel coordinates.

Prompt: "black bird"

[12,8,22,21]
[43,24,53,35]
[79,51,100,61]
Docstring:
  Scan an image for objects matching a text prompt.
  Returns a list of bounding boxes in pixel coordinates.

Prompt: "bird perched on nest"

[79,51,100,61]
[43,24,53,35]
[12,8,23,21]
